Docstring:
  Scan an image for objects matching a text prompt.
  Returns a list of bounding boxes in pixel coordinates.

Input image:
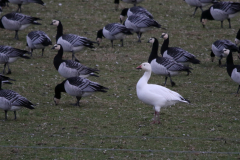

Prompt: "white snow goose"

[148,37,192,87]
[211,39,239,66]
[124,15,161,42]
[0,45,30,74]
[160,33,200,66]
[26,30,52,56]
[50,20,96,62]
[54,77,108,106]
[0,12,41,40]
[184,0,217,16]
[136,62,190,124]
[0,76,34,120]
[223,48,240,94]
[96,23,133,47]
[52,44,99,78]
[7,0,45,12]
[201,1,240,28]
[119,6,153,23]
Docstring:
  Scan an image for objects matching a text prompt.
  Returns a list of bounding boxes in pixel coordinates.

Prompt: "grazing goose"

[51,20,96,62]
[54,77,108,106]
[184,0,217,16]
[7,0,45,12]
[211,39,238,66]
[119,6,153,23]
[235,29,240,45]
[52,44,99,78]
[26,30,52,56]
[0,45,30,74]
[201,2,240,28]
[0,12,41,40]
[161,33,200,66]
[136,62,190,124]
[148,37,192,87]
[96,23,133,47]
[223,49,240,94]
[124,15,161,42]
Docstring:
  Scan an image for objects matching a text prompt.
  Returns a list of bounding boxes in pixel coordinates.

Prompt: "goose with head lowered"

[124,15,161,42]
[0,75,34,120]
[211,39,239,66]
[26,30,52,56]
[6,0,45,12]
[0,12,41,40]
[161,33,200,66]
[136,62,190,124]
[54,77,108,106]
[148,37,192,87]
[96,23,133,47]
[201,1,240,28]
[52,44,99,78]
[51,20,96,62]
[0,45,30,74]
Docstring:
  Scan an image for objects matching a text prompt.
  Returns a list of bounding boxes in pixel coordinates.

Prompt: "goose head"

[51,44,62,50]
[120,8,128,23]
[51,20,60,26]
[148,37,156,44]
[223,48,230,56]
[54,97,60,105]
[96,29,103,45]
[235,38,240,45]
[136,62,152,72]
[160,33,168,40]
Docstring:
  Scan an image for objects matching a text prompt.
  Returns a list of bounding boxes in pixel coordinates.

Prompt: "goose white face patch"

[97,38,102,43]
[148,38,155,43]
[54,98,60,105]
[202,19,207,25]
[52,20,59,26]
[53,44,61,50]
[223,49,230,55]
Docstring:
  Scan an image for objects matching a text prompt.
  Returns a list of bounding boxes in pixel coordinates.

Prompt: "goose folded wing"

[168,48,195,61]
[62,34,93,47]
[213,2,240,14]
[65,60,98,74]
[157,58,187,71]
[105,23,128,36]
[223,40,238,51]
[134,17,160,28]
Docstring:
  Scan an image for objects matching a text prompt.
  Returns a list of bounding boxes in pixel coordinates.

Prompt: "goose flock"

[0,0,239,125]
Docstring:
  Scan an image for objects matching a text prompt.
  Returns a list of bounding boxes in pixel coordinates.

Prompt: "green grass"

[0,0,240,159]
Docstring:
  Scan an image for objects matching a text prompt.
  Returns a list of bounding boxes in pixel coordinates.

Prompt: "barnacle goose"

[96,23,133,47]
[148,37,192,87]
[211,39,238,66]
[52,44,99,78]
[0,45,30,74]
[223,49,240,94]
[235,29,240,45]
[201,2,240,28]
[51,20,96,62]
[0,12,41,40]
[54,77,108,106]
[160,33,200,66]
[119,6,153,23]
[184,0,217,16]
[26,30,52,56]
[7,0,45,12]
[136,62,190,124]
[124,15,161,42]
[0,75,34,120]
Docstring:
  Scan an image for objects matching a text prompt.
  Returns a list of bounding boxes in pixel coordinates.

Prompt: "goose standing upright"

[0,12,41,40]
[52,44,99,78]
[26,30,52,56]
[148,37,192,86]
[0,45,30,74]
[184,0,217,16]
[54,77,108,106]
[136,62,190,124]
[160,33,200,66]
[211,39,239,66]
[96,23,133,47]
[124,15,161,42]
[51,20,96,62]
[223,49,240,94]
[201,2,240,28]
[7,0,45,12]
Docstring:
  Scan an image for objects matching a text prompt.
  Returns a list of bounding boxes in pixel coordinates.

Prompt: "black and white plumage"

[26,30,52,56]
[96,23,132,47]
[0,74,15,84]
[51,20,96,62]
[184,0,217,16]
[0,12,41,40]
[119,6,153,23]
[54,77,108,106]
[223,49,240,94]
[160,33,200,66]
[0,76,34,120]
[124,15,161,42]
[201,2,240,28]
[0,45,30,74]
[211,39,238,66]
[52,44,99,78]
[235,29,240,45]
[148,37,192,87]
[7,0,45,12]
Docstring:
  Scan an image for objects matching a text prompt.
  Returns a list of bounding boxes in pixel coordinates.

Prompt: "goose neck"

[54,81,66,99]
[54,47,64,70]
[148,38,159,63]
[138,70,151,87]
[56,22,63,42]
[161,36,169,55]
[226,51,235,77]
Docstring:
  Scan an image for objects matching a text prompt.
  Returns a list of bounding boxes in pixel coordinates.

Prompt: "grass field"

[0,0,240,159]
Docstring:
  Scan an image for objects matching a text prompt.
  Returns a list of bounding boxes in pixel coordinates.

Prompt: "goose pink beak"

[136,65,142,69]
